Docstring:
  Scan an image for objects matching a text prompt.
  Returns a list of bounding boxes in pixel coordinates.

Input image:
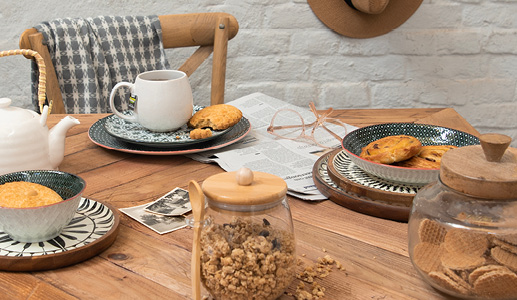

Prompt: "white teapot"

[0,98,80,175]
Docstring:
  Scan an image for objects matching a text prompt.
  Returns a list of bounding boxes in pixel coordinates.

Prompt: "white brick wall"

[0,0,516,145]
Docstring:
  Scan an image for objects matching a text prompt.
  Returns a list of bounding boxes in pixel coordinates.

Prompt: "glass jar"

[197,168,296,300]
[408,134,517,299]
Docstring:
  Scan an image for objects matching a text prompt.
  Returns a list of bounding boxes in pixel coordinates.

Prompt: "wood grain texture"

[0,108,475,299]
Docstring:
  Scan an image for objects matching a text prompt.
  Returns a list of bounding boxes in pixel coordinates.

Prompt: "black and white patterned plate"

[0,198,116,258]
[332,150,421,195]
[103,106,232,147]
[312,151,410,221]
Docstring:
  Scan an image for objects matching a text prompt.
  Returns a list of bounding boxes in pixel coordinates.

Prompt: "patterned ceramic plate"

[103,106,232,147]
[341,123,480,184]
[0,198,120,271]
[332,150,421,195]
[312,150,410,222]
[89,116,251,155]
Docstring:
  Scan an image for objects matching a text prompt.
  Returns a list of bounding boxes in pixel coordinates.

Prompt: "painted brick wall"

[0,0,516,145]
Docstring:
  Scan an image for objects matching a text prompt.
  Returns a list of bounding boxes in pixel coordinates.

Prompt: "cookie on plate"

[417,145,457,163]
[189,128,212,140]
[360,135,422,164]
[394,145,457,169]
[394,156,440,169]
[188,104,242,130]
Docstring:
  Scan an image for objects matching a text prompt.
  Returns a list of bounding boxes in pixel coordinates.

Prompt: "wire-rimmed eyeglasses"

[267,102,348,149]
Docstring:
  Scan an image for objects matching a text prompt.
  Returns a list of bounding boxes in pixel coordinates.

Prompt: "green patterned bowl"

[341,123,480,184]
[0,170,86,242]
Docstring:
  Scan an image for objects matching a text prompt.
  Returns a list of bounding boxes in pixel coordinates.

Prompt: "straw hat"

[308,0,423,38]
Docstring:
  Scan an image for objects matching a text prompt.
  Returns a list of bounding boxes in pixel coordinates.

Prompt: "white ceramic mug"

[109,70,193,132]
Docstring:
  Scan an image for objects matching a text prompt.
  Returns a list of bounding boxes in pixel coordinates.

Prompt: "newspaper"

[187,93,358,200]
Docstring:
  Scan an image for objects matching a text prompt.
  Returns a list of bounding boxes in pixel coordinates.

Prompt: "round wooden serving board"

[312,149,411,222]
[0,198,120,272]
[326,150,415,205]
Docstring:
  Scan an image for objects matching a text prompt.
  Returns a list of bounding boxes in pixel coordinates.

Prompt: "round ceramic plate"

[312,149,410,222]
[89,116,251,155]
[103,106,232,147]
[0,198,120,271]
[331,150,420,195]
[341,123,480,184]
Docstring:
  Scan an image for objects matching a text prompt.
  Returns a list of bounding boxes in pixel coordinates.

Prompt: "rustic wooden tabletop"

[0,108,479,299]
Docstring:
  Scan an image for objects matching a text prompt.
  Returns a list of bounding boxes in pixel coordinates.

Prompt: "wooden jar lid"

[201,168,287,206]
[440,134,517,199]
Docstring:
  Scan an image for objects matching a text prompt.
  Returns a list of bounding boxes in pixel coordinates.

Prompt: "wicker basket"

[0,49,48,113]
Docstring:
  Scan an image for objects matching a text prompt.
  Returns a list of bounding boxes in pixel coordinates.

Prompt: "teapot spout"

[49,116,80,169]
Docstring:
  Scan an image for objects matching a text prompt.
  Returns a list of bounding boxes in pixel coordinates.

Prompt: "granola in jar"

[200,216,296,300]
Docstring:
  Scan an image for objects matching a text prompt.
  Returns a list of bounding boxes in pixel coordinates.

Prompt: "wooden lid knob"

[480,133,512,162]
[202,169,287,207]
[440,134,517,199]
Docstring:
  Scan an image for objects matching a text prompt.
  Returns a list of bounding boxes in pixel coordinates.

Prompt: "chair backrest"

[19,12,239,114]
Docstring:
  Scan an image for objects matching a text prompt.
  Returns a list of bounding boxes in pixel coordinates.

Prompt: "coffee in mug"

[109,70,193,132]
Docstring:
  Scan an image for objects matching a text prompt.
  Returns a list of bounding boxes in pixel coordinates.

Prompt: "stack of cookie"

[360,135,457,169]
[411,218,517,299]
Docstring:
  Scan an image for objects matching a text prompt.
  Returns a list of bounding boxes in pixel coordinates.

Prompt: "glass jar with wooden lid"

[189,167,296,300]
[408,134,517,299]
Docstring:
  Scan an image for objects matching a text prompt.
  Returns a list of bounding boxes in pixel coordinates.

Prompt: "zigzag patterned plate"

[0,198,120,271]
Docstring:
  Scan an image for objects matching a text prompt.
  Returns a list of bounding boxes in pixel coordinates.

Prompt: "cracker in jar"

[359,135,422,164]
[413,242,445,273]
[469,264,512,285]
[472,268,517,299]
[441,251,486,271]
[428,271,471,296]
[493,238,517,255]
[491,246,517,271]
[443,228,489,257]
[418,219,448,245]
[443,267,472,292]
[0,181,63,208]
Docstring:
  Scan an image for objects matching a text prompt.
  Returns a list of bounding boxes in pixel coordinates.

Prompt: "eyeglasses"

[267,102,348,149]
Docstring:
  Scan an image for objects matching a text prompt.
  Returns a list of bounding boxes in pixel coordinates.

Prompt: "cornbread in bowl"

[341,123,480,184]
[0,170,86,242]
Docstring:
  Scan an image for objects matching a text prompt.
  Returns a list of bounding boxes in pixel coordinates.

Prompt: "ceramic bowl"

[0,170,86,242]
[341,123,480,185]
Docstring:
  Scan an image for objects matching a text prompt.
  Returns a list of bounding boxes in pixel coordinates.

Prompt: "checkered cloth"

[31,15,170,113]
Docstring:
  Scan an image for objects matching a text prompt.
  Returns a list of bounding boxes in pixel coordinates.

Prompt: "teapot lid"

[440,133,517,199]
[0,98,39,124]
[201,167,287,206]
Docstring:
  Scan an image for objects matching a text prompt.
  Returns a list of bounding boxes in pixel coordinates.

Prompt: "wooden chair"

[19,13,239,114]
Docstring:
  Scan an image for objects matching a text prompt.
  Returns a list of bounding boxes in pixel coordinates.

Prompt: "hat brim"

[308,0,423,38]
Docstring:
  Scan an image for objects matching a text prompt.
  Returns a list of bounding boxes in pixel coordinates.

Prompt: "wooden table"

[0,108,479,299]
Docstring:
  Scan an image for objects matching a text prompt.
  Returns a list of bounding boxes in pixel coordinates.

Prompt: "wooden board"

[0,199,120,272]
[312,149,410,222]
[326,150,415,205]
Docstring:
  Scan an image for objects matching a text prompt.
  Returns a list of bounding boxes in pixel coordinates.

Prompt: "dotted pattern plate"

[341,123,480,184]
[103,106,231,147]
[89,116,251,155]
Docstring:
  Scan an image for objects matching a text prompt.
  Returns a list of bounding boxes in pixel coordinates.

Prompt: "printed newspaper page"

[187,93,357,200]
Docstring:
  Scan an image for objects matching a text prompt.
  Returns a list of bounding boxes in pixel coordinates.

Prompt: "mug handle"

[109,82,137,121]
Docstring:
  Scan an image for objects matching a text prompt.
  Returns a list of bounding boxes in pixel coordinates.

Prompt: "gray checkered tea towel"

[31,15,170,113]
